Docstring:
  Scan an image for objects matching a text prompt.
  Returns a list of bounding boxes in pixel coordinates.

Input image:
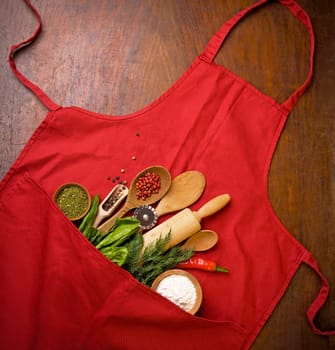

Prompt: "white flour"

[156,274,197,312]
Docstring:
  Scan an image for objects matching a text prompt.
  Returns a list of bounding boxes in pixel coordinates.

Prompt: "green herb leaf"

[96,217,141,250]
[101,246,128,266]
[79,194,99,234]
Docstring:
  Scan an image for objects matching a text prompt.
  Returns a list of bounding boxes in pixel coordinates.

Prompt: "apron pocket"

[80,249,247,349]
[0,172,247,350]
[82,277,247,350]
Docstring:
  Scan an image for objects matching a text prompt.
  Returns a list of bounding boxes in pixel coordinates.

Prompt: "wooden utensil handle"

[193,194,230,221]
[93,212,107,228]
[97,204,131,234]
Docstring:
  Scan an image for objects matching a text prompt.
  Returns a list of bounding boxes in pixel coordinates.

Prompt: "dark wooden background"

[0,0,334,348]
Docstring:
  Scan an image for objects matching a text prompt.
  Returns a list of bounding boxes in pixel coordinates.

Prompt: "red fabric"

[1,0,334,349]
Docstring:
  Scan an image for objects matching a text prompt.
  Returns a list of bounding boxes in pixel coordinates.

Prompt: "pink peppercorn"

[135,171,161,200]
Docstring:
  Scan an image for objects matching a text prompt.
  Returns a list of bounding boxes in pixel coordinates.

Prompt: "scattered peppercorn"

[135,171,161,200]
[121,168,125,173]
[132,156,136,160]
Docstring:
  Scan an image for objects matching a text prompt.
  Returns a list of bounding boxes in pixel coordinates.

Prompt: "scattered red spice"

[136,172,161,200]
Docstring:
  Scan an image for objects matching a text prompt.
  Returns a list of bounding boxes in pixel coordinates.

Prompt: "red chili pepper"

[176,256,229,273]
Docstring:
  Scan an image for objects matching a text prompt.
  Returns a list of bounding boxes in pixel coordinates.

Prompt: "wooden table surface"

[1,0,334,349]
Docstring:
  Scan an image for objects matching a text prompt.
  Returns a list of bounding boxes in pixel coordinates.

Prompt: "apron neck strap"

[201,0,315,112]
[8,0,60,111]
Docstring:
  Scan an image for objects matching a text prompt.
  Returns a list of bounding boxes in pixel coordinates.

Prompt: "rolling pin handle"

[193,194,230,221]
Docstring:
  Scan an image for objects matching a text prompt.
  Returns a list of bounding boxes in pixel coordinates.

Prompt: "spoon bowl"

[155,170,206,216]
[130,165,172,207]
[98,165,171,233]
[181,229,218,252]
[134,170,206,229]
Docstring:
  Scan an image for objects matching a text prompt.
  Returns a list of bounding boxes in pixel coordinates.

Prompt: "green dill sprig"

[123,231,194,287]
[123,232,144,270]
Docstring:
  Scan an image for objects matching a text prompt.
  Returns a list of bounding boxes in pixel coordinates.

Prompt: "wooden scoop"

[134,170,206,229]
[181,230,218,252]
[98,165,171,234]
[93,184,128,228]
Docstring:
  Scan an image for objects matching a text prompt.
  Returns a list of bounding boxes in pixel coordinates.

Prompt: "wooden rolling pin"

[142,194,230,251]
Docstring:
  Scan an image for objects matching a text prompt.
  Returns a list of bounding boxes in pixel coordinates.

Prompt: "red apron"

[1,0,334,349]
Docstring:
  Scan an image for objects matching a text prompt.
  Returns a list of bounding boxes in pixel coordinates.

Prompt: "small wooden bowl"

[151,269,202,315]
[54,183,91,221]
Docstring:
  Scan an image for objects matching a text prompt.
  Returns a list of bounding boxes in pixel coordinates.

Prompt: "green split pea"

[56,185,89,219]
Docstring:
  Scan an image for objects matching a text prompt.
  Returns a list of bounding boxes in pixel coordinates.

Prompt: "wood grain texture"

[0,0,334,349]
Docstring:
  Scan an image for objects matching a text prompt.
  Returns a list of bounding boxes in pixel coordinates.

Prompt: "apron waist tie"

[302,250,335,336]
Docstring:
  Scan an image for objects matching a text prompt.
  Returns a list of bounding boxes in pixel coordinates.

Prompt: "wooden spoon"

[98,165,171,234]
[156,170,206,217]
[181,230,218,251]
[134,170,206,229]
